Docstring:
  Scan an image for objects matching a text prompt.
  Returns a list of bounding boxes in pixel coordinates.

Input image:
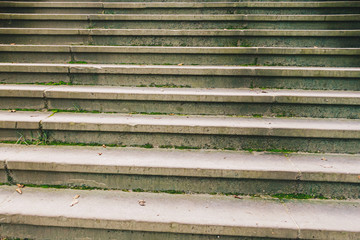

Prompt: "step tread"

[0,185,359,239]
[1,1,359,8]
[1,144,359,183]
[1,28,359,36]
[1,44,360,55]
[1,13,359,21]
[2,84,360,105]
[1,63,359,78]
[1,110,359,139]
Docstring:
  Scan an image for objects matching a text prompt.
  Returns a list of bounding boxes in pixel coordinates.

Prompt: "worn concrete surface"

[0,144,359,197]
[1,144,358,183]
[0,186,359,239]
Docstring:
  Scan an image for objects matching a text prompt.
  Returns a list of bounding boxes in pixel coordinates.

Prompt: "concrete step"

[1,110,360,153]
[8,0,360,1]
[1,28,359,48]
[1,63,359,90]
[1,1,359,14]
[0,185,359,239]
[1,144,360,198]
[1,14,359,30]
[2,45,359,67]
[1,84,360,119]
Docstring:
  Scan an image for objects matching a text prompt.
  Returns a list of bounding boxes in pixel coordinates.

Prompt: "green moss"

[68,61,88,64]
[131,143,154,149]
[272,193,328,200]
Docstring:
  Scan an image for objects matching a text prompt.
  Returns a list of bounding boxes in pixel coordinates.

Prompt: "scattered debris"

[321,157,327,161]
[138,200,146,206]
[234,195,243,199]
[98,153,102,156]
[102,144,107,148]
[70,199,79,207]
[16,188,22,194]
[16,184,24,188]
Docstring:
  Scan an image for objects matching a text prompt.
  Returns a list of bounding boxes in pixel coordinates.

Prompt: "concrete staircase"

[0,0,359,239]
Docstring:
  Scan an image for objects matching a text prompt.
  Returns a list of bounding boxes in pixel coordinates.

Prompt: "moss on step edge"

[0,183,341,200]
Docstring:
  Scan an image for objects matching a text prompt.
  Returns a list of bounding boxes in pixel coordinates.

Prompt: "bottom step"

[0,186,359,240]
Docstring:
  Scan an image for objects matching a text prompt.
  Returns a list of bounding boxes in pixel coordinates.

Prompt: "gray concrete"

[1,28,359,47]
[0,144,359,197]
[2,144,359,183]
[1,63,359,78]
[0,186,359,239]
[1,45,359,67]
[1,14,359,29]
[1,85,360,118]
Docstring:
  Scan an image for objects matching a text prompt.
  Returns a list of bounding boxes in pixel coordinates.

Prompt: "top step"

[1,2,359,14]
[6,0,360,2]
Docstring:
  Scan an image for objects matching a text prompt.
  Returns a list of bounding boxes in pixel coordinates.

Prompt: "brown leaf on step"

[9,109,16,113]
[138,200,146,206]
[73,195,80,199]
[10,43,15,45]
[16,188,22,194]
[321,157,327,161]
[169,113,175,116]
[102,144,106,148]
[70,199,79,207]
[98,153,102,156]
[16,184,24,188]
[178,63,183,66]
[234,195,243,199]
[261,90,268,93]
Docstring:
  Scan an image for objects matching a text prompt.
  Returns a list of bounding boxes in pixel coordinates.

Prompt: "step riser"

[2,20,359,30]
[2,8,359,15]
[2,73,359,91]
[2,97,360,119]
[3,52,360,67]
[0,224,267,240]
[2,35,359,48]
[2,129,359,154]
[7,170,359,199]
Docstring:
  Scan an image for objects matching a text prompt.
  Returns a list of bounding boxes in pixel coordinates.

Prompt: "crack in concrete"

[281,201,302,239]
[3,160,14,185]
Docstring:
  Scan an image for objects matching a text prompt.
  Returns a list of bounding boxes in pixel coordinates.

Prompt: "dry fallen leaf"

[102,144,106,148]
[321,157,327,161]
[314,46,318,48]
[16,188,22,194]
[261,90,268,93]
[73,195,80,199]
[178,63,183,66]
[70,199,79,207]
[234,195,243,199]
[16,184,24,188]
[9,109,16,113]
[10,43,15,45]
[138,200,146,206]
[98,153,102,156]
